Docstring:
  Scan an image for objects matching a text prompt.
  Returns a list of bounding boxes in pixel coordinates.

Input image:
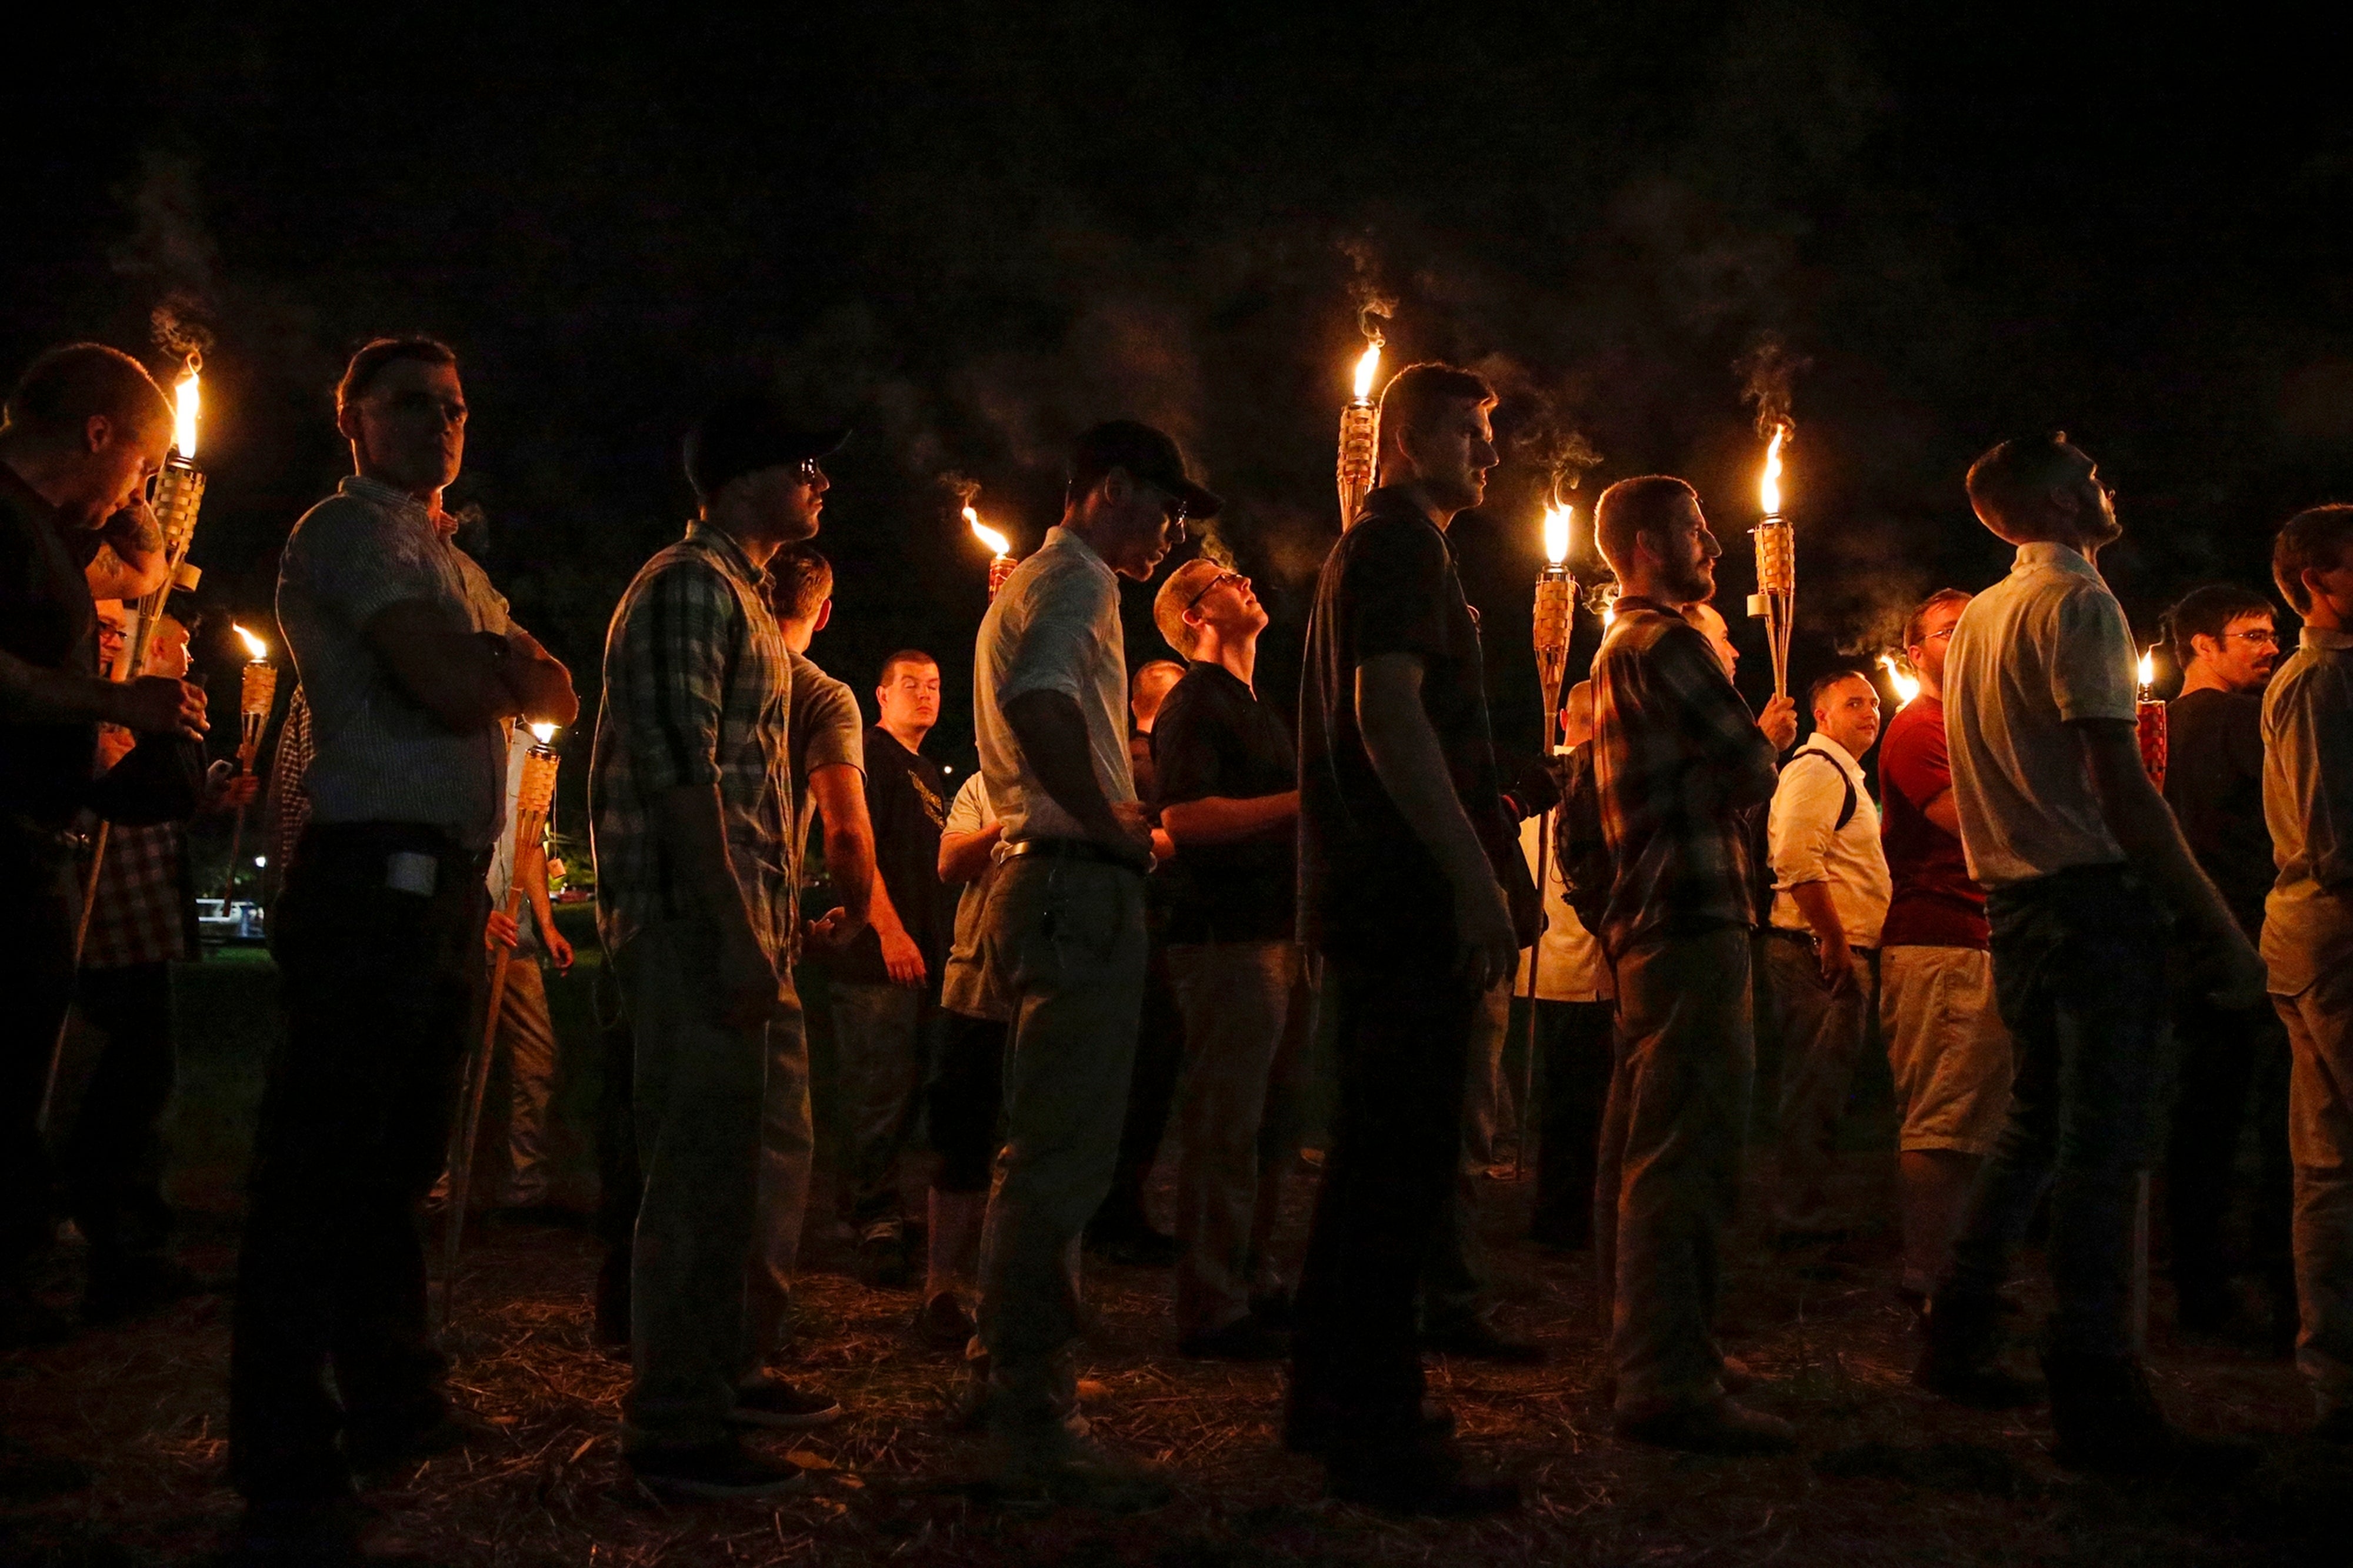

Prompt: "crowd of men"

[6,337,2353,1558]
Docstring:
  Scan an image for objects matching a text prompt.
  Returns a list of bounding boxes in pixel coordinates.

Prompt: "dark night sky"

[11,3,2353,798]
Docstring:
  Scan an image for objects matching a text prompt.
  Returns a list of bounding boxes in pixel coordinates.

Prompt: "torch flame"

[965,506,1011,559]
[172,365,201,460]
[2138,646,2156,688]
[1879,652,1921,708]
[1352,339,1383,403]
[530,720,558,744]
[1542,503,1571,566]
[1759,423,1787,518]
[233,623,266,661]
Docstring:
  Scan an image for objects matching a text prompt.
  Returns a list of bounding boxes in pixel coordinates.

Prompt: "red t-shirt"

[1877,696,1989,949]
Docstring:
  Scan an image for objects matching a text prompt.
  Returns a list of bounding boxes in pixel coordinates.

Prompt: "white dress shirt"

[1768,733,1892,948]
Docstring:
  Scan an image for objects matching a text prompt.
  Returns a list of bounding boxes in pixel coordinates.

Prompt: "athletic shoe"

[726,1377,843,1429]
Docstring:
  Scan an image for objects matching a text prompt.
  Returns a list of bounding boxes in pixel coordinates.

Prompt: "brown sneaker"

[1615,1396,1797,1456]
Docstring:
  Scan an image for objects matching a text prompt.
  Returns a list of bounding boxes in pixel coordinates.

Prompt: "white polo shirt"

[1768,733,1892,947]
[1944,542,2137,889]
[974,524,1137,845]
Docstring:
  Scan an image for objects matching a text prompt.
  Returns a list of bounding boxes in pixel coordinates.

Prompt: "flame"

[1542,503,1572,566]
[2138,646,2156,688]
[1352,339,1383,402]
[171,365,201,459]
[965,506,1011,558]
[1759,424,1786,518]
[1879,652,1920,708]
[529,720,558,744]
[232,623,266,661]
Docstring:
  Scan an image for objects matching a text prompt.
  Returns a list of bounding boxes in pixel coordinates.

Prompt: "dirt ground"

[8,1153,2352,1568]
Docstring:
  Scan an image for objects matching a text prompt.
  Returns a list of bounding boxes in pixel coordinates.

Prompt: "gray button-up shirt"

[276,475,516,852]
[2262,624,2353,995]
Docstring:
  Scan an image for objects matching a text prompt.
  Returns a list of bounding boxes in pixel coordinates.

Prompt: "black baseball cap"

[685,392,851,502]
[1067,420,1222,519]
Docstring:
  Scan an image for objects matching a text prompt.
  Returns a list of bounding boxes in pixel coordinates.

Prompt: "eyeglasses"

[1185,569,1247,615]
[2224,629,2278,647]
[795,459,825,485]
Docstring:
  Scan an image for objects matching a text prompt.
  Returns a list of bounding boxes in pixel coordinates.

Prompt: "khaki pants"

[494,958,560,1207]
[616,921,774,1453]
[1881,945,2012,1157]
[976,858,1148,1454]
[2277,959,2353,1414]
[1762,933,1875,1228]
[1597,925,1755,1419]
[1167,939,1300,1339]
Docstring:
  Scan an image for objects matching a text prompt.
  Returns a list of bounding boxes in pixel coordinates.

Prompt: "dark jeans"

[1941,863,2169,1360]
[1091,936,1184,1236]
[1289,953,1482,1439]
[928,1010,1007,1195]
[2166,985,2293,1311]
[1,823,77,1285]
[229,822,486,1503]
[65,960,178,1270]
[1529,997,1617,1248]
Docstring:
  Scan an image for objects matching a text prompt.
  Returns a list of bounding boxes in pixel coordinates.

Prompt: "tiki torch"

[45,359,208,1137]
[1518,501,1580,1177]
[1337,335,1383,528]
[1747,424,1795,701]
[439,722,562,1326]
[219,625,279,902]
[2136,646,2168,789]
[968,507,1016,599]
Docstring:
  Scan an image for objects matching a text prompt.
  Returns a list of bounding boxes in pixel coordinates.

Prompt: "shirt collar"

[684,519,769,587]
[2303,626,2353,653]
[1800,732,1861,773]
[2013,541,2105,584]
[340,474,439,528]
[1042,524,1116,582]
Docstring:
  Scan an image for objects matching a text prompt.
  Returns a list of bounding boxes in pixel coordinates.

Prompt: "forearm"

[520,845,559,943]
[1002,689,1123,842]
[868,876,910,942]
[1160,790,1298,846]
[655,783,763,943]
[1358,670,1494,893]
[85,507,167,599]
[0,646,129,726]
[1788,880,1845,945]
[809,765,878,926]
[2111,786,2242,938]
[939,824,1003,884]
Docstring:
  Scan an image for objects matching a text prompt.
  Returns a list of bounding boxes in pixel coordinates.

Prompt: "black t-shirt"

[1154,660,1299,944]
[825,725,952,987]
[2164,686,2274,938]
[1297,487,1518,960]
[0,465,100,831]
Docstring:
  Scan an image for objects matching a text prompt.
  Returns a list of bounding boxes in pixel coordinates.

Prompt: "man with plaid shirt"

[590,394,849,1500]
[1589,475,1796,1454]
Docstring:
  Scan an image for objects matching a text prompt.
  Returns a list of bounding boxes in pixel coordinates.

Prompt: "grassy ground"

[7,941,2349,1566]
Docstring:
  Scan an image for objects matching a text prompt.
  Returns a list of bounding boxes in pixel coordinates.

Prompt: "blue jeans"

[1942,863,2168,1359]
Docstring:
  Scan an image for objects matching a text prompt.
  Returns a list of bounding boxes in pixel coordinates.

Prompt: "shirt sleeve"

[2285,662,2353,890]
[945,770,991,835]
[1002,559,1112,706]
[2051,586,2138,723]
[298,499,449,630]
[606,559,737,795]
[1345,521,1464,668]
[1657,623,1781,809]
[1769,752,1847,890]
[802,672,865,776]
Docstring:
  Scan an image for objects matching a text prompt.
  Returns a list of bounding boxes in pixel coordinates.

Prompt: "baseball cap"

[685,392,851,502]
[1067,420,1222,519]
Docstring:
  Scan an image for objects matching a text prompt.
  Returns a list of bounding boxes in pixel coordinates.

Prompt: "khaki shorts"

[1880,944,2013,1156]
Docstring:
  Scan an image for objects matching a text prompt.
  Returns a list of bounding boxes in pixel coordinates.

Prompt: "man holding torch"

[971,419,1212,1509]
[1588,475,1797,1456]
[1289,362,1530,1514]
[229,338,577,1553]
[0,343,201,1349]
[1918,435,2262,1474]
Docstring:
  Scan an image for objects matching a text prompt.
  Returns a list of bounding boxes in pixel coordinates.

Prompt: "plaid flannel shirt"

[83,821,192,969]
[589,522,794,963]
[1590,596,1781,959]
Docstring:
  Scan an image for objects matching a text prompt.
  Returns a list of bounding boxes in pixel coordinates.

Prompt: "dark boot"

[1914,1290,2041,1408]
[2041,1349,2255,1478]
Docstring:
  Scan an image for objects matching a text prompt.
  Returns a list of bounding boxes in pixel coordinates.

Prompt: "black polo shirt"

[1154,660,1298,945]
[0,464,101,832]
[823,725,952,987]
[2164,686,2274,939]
[1297,486,1516,961]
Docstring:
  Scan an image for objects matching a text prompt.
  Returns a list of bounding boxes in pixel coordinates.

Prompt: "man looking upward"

[1289,362,1529,1516]
[1763,668,1889,1239]
[234,338,576,1554]
[2161,583,2291,1340]
[1150,560,1299,1361]
[1920,435,2262,1474]
[972,419,1212,1509]
[1878,589,2012,1309]
[1589,474,1797,1456]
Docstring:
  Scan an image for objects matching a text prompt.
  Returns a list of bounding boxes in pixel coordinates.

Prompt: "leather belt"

[1000,836,1149,876]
